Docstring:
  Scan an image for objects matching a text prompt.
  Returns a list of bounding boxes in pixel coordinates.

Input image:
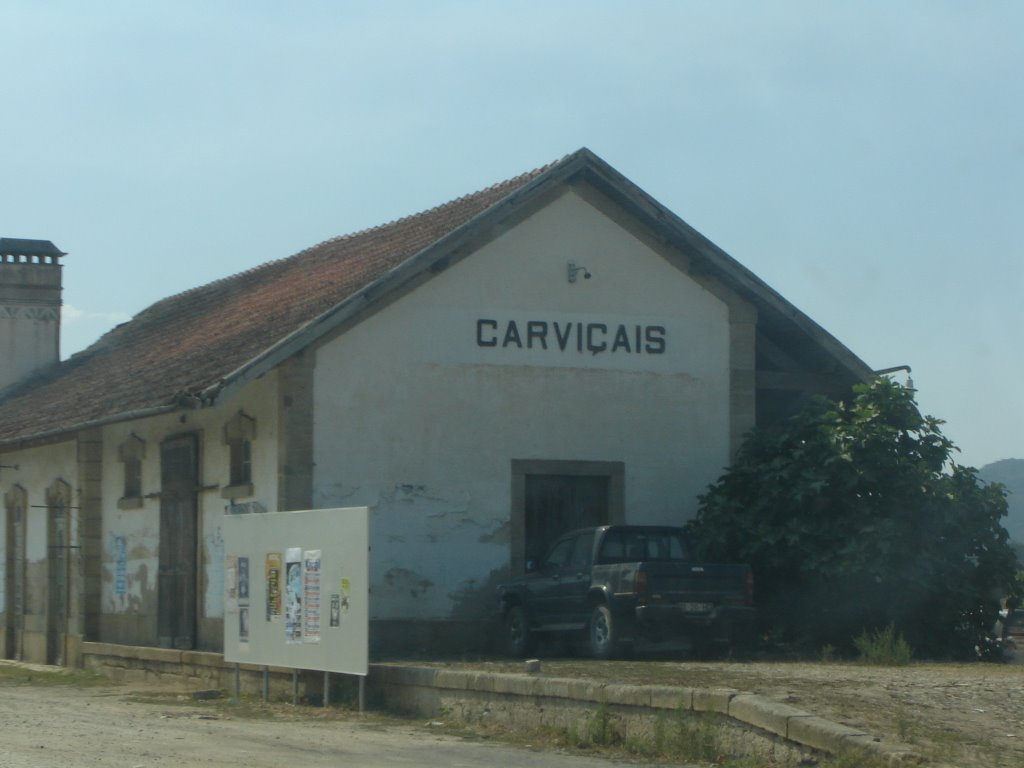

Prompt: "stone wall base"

[80,642,333,702]
[370,664,923,766]
[370,664,811,764]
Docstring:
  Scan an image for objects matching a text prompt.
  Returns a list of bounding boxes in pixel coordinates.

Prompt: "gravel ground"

[424,658,1024,767]
[0,671,650,768]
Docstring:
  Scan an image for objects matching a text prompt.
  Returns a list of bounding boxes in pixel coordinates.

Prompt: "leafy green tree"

[685,379,1018,658]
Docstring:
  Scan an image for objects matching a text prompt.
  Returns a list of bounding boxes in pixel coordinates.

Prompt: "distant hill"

[979,458,1024,544]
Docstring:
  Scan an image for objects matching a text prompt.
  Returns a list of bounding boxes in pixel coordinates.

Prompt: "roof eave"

[0,403,180,452]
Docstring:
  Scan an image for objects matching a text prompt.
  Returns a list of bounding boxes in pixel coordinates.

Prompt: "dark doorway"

[4,486,26,660]
[525,474,609,567]
[158,435,198,650]
[511,460,624,575]
[46,482,71,665]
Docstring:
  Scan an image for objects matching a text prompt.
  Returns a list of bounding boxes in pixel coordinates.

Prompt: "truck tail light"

[745,570,754,607]
[635,569,648,597]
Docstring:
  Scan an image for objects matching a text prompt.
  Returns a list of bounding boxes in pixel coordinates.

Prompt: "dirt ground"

[0,668,636,768]
[427,658,1024,767]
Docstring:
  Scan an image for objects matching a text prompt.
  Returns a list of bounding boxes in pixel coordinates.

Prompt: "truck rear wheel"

[588,604,617,659]
[504,605,534,657]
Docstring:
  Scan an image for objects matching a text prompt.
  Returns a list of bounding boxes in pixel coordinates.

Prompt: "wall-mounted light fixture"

[568,261,591,283]
[873,365,914,390]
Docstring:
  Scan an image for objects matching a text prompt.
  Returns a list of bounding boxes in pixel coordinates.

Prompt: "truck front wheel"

[505,605,534,657]
[588,604,617,659]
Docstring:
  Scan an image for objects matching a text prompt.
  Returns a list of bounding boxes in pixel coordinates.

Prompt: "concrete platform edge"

[370,662,924,763]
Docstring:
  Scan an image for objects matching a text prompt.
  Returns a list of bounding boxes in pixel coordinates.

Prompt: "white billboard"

[222,507,368,676]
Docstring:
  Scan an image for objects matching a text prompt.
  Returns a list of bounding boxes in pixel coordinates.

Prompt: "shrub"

[686,379,1020,658]
[854,624,913,665]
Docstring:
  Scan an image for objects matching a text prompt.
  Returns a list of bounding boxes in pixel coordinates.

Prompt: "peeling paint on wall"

[382,567,433,599]
[394,484,426,501]
[104,531,157,614]
[313,483,379,511]
[478,521,510,545]
[363,490,508,620]
[126,564,150,614]
[448,565,511,620]
[385,484,470,511]
[114,536,127,597]
[204,526,224,618]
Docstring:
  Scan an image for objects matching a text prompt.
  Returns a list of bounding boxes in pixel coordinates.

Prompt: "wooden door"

[4,490,26,660]
[46,492,69,665]
[524,474,609,569]
[158,435,198,650]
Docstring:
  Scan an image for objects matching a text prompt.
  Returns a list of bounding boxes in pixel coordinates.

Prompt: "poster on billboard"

[222,507,369,676]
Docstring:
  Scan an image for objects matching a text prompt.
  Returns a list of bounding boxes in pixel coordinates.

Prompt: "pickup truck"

[497,525,755,658]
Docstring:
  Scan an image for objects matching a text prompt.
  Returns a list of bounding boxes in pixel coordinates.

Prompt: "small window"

[117,434,146,510]
[230,438,252,487]
[124,458,142,498]
[597,529,690,564]
[569,530,595,571]
[542,535,576,571]
[222,411,256,499]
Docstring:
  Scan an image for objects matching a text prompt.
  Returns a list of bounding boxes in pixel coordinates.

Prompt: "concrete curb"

[370,663,924,764]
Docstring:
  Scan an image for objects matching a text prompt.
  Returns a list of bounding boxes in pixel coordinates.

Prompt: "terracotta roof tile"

[0,164,551,444]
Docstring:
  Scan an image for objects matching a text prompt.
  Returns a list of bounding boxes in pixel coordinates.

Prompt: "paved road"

[0,683,646,768]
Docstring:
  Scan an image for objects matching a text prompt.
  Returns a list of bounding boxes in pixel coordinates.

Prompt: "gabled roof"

[0,149,873,448]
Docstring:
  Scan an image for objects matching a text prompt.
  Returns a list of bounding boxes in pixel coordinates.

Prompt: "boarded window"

[118,434,146,509]
[222,411,256,498]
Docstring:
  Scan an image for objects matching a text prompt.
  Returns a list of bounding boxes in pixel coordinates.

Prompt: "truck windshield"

[596,529,690,564]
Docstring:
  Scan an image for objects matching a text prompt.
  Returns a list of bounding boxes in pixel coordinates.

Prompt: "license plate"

[680,602,713,613]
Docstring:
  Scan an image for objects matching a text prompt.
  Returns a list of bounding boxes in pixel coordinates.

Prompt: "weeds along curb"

[369,663,924,765]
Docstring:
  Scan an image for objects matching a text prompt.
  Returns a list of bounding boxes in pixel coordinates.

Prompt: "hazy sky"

[2,1,1020,468]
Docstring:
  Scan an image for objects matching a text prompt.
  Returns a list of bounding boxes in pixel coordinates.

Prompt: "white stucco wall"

[311,190,734,621]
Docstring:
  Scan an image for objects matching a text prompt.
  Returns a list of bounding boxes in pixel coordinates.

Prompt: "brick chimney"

[0,237,65,393]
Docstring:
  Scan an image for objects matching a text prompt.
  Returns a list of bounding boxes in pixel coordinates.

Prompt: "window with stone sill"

[222,410,256,499]
[117,434,146,510]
